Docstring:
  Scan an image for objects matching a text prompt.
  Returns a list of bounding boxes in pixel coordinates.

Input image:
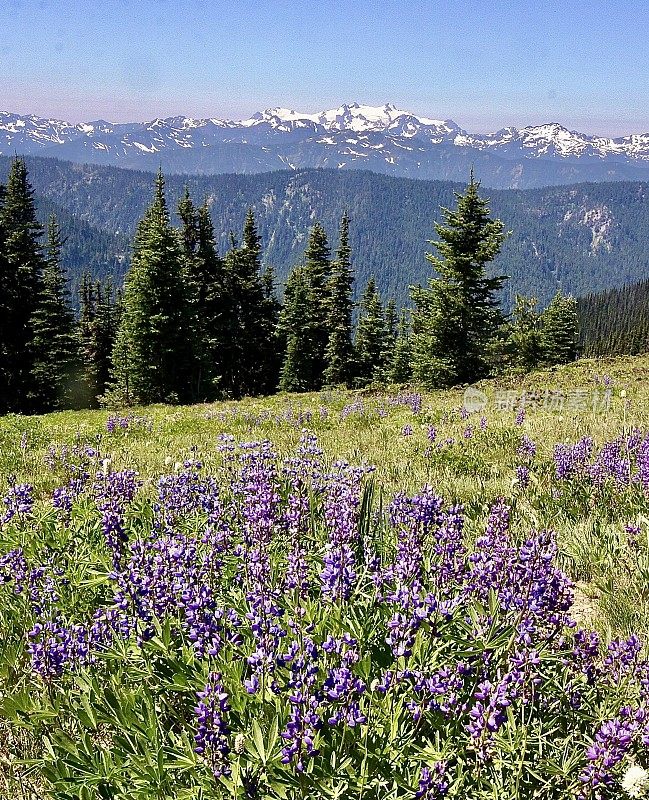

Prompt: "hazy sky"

[1,0,645,135]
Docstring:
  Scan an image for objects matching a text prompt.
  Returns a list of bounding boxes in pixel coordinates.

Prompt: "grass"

[1,354,648,641]
[3,354,649,798]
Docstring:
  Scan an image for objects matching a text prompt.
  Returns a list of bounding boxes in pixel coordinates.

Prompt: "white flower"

[620,390,628,398]
[234,733,246,754]
[164,456,173,467]
[101,458,112,475]
[622,765,649,798]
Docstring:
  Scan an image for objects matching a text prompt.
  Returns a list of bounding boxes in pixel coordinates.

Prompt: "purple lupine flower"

[516,465,530,489]
[579,717,634,792]
[416,763,450,798]
[389,392,422,414]
[554,437,594,480]
[517,435,537,460]
[515,406,525,426]
[466,677,513,758]
[626,523,642,551]
[0,547,27,593]
[402,424,413,437]
[636,433,649,491]
[280,636,322,771]
[588,438,631,486]
[27,617,94,678]
[1,482,33,524]
[283,492,310,596]
[194,672,231,777]
[319,462,365,602]
[320,634,366,728]
[93,469,140,567]
[341,399,364,419]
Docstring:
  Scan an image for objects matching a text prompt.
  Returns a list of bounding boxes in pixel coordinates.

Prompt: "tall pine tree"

[79,275,121,405]
[278,266,313,392]
[411,174,508,388]
[508,295,544,372]
[111,171,195,405]
[279,222,332,392]
[354,277,389,386]
[177,191,230,400]
[388,308,413,383]
[541,290,579,365]
[323,213,355,387]
[0,158,45,413]
[30,215,79,410]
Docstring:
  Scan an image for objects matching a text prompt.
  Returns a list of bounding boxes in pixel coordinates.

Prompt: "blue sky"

[1,0,644,134]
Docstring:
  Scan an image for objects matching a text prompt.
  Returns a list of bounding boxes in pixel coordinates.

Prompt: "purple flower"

[579,717,634,791]
[194,672,231,777]
[1,482,33,524]
[516,465,530,489]
[416,763,449,798]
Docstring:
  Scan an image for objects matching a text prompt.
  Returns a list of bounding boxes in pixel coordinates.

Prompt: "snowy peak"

[4,105,649,187]
[241,102,460,136]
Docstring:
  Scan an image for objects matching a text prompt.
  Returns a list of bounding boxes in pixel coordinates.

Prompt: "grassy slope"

[2,353,649,641]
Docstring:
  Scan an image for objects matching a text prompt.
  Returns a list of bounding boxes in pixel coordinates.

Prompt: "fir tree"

[380,297,398,380]
[111,171,195,405]
[279,223,332,392]
[323,213,355,387]
[30,215,79,410]
[302,222,332,387]
[177,193,228,400]
[354,277,389,386]
[508,295,544,372]
[216,208,280,397]
[0,158,45,413]
[78,276,120,405]
[278,266,313,392]
[411,174,508,388]
[388,308,413,383]
[541,290,579,365]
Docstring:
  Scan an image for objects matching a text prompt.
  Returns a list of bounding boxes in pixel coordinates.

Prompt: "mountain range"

[6,155,649,308]
[4,103,649,189]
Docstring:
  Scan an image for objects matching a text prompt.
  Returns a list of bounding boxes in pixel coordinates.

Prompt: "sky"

[0,0,646,135]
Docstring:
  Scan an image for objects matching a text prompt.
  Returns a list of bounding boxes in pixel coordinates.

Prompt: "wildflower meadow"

[3,356,649,799]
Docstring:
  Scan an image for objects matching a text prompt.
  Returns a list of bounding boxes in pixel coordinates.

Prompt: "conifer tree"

[508,295,544,371]
[411,174,508,388]
[279,222,332,392]
[380,297,399,380]
[0,158,45,413]
[389,308,413,383]
[541,290,579,365]
[78,276,120,405]
[354,277,389,386]
[279,266,313,392]
[302,222,332,387]
[221,208,280,397]
[177,192,229,400]
[30,215,79,410]
[385,298,398,343]
[323,213,355,387]
[111,171,194,405]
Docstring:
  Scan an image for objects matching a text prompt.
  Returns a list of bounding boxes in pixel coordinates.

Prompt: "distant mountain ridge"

[4,103,649,188]
[7,155,649,309]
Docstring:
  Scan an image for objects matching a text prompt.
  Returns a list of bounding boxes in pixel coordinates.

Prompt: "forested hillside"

[578,279,649,356]
[8,155,649,307]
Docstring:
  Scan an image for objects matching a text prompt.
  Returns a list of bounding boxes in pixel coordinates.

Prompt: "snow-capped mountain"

[3,103,649,188]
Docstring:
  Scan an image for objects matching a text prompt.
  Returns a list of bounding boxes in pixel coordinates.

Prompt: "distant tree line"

[578,279,649,357]
[0,159,581,414]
